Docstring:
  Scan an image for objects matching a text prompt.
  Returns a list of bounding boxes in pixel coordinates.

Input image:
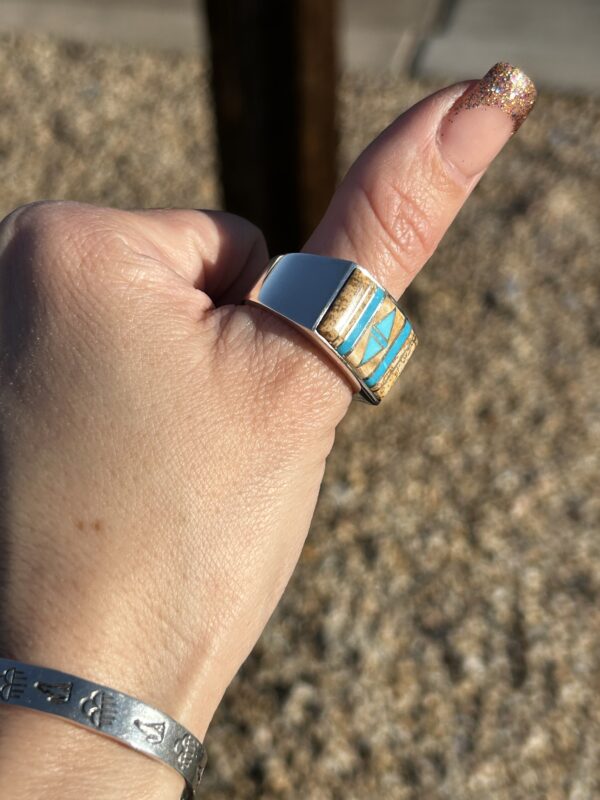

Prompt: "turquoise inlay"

[365,320,412,387]
[361,330,386,364]
[360,309,397,365]
[337,286,385,356]
[377,309,395,342]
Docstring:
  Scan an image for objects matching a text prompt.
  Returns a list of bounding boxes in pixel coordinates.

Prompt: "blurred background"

[0,1,598,798]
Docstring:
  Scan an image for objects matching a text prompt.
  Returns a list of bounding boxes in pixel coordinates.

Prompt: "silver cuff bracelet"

[0,658,207,799]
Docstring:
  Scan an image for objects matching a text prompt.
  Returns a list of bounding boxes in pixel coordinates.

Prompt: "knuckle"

[235,214,268,254]
[2,200,82,246]
[0,201,129,298]
[215,210,265,243]
[221,210,260,236]
[204,210,269,271]
[0,203,142,365]
[357,172,434,279]
[246,224,269,266]
[0,200,63,254]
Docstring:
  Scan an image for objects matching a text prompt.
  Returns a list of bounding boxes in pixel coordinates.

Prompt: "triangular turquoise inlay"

[377,310,395,342]
[360,309,396,365]
[361,331,385,364]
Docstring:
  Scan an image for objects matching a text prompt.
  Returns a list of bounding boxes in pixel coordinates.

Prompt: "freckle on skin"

[75,519,104,532]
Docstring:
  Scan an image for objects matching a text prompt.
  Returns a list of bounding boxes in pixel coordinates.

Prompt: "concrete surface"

[0,0,203,52]
[416,0,600,94]
[0,31,599,800]
[1,0,599,93]
[0,0,442,70]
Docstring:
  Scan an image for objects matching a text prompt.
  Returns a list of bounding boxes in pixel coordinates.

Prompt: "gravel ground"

[1,34,599,800]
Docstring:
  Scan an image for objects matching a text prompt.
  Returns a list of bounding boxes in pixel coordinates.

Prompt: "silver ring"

[0,659,206,799]
[247,253,418,404]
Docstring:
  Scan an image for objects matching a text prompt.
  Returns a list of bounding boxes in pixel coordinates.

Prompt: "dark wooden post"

[203,0,337,254]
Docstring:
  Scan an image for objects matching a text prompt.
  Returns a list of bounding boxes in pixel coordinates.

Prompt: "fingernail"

[439,62,537,178]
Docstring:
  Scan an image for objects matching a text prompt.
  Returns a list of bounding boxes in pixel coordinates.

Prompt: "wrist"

[1,505,224,741]
[0,603,222,739]
[0,706,184,800]
[2,437,230,742]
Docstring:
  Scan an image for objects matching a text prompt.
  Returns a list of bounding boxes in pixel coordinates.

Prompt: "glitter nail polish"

[438,62,537,177]
[449,62,537,133]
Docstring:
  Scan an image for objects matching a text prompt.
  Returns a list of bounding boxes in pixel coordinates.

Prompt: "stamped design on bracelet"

[0,667,27,701]
[80,689,117,728]
[193,762,206,790]
[34,680,73,704]
[134,718,167,744]
[0,658,207,799]
[174,733,200,770]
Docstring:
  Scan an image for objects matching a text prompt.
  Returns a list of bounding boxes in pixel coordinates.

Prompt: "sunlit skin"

[0,64,535,799]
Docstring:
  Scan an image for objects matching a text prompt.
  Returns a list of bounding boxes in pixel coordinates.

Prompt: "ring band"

[247,253,417,404]
[0,658,206,799]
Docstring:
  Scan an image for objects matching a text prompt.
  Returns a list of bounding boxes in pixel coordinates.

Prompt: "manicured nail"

[439,62,537,178]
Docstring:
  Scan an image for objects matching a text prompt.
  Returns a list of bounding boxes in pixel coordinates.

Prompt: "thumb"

[230,64,536,417]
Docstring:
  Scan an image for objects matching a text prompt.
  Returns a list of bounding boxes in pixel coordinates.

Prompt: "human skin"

[0,64,535,798]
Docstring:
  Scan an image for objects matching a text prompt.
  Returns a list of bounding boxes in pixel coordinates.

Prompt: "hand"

[0,63,535,799]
